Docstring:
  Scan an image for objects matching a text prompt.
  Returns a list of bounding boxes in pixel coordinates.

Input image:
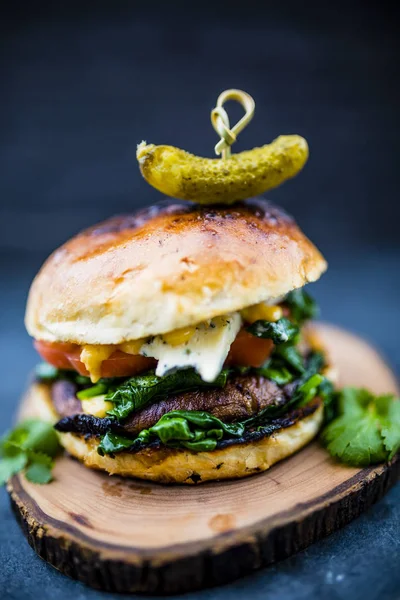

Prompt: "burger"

[25,197,334,484]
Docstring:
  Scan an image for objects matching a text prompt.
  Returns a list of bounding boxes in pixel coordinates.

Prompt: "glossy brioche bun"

[22,381,324,484]
[25,198,327,345]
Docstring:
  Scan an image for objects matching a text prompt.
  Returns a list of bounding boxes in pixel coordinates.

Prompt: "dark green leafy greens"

[246,317,299,344]
[321,388,400,466]
[98,355,331,455]
[35,363,92,386]
[284,288,318,324]
[99,411,246,454]
[0,420,61,485]
[256,364,293,385]
[105,368,230,420]
[273,343,305,374]
[242,352,327,428]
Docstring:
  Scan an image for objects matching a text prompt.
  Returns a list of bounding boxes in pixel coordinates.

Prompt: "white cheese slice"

[139,313,242,382]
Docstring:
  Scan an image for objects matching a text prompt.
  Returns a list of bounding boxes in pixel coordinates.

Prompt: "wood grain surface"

[7,323,400,594]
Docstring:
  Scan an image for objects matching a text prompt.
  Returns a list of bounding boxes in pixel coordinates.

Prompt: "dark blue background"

[0,2,399,598]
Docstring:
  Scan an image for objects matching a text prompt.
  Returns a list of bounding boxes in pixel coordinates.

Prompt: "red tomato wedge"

[225,329,274,368]
[34,328,274,380]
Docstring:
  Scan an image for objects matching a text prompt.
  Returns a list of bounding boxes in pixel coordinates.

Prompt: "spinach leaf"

[284,289,318,324]
[243,352,327,427]
[98,432,139,455]
[98,354,331,456]
[106,368,230,421]
[98,410,245,455]
[256,364,294,385]
[274,343,305,374]
[246,318,299,344]
[139,410,245,451]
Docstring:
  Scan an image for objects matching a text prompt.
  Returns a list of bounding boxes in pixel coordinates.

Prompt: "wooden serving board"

[7,324,400,594]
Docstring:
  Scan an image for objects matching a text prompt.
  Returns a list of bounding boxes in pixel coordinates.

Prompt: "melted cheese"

[81,395,114,418]
[241,303,282,323]
[80,345,114,383]
[139,313,242,382]
[79,300,285,383]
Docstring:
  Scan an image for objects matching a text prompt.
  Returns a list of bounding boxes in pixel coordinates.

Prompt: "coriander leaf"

[20,420,61,457]
[321,388,400,466]
[246,318,299,345]
[25,462,53,484]
[0,419,61,485]
[25,452,54,484]
[379,395,400,459]
[0,452,27,485]
[284,289,318,324]
[106,368,230,421]
[322,414,387,466]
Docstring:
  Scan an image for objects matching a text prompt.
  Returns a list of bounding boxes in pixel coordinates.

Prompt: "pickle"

[137,135,308,204]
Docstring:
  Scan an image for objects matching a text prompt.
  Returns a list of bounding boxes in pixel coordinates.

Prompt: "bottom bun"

[23,381,324,484]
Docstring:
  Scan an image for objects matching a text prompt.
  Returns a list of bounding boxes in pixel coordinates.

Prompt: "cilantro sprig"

[0,420,61,485]
[321,388,400,466]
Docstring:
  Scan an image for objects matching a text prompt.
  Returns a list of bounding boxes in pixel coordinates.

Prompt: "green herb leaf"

[0,452,28,485]
[106,368,230,421]
[377,394,400,459]
[19,419,60,457]
[25,452,54,484]
[246,318,299,345]
[0,419,61,485]
[284,289,318,324]
[321,388,400,466]
[25,462,53,484]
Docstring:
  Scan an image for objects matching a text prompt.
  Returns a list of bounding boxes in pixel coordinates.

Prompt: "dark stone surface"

[0,1,399,598]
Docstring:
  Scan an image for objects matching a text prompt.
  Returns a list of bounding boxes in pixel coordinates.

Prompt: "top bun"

[25,199,327,344]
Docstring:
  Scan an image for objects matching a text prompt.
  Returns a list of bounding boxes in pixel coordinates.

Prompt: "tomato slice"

[34,328,273,380]
[34,341,156,379]
[34,340,80,370]
[225,329,273,368]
